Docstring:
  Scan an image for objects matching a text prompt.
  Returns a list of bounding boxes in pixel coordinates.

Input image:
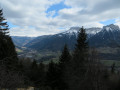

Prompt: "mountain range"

[11,24,120,60]
[11,24,120,51]
[24,27,102,51]
[89,24,120,47]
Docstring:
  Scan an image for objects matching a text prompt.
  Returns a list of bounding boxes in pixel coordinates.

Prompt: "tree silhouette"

[0,8,18,70]
[66,27,89,90]
[0,9,9,34]
[58,44,71,90]
[37,62,46,87]
[46,61,59,90]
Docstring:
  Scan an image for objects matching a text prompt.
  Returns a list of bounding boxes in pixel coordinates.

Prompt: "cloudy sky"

[1,0,120,36]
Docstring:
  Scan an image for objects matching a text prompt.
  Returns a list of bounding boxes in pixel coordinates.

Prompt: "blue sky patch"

[46,1,71,18]
[8,22,18,28]
[58,27,66,30]
[100,19,115,25]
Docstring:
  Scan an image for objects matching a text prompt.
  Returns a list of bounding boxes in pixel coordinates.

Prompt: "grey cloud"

[1,0,120,36]
[75,0,120,15]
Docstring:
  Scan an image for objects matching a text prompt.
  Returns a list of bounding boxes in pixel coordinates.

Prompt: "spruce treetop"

[59,44,71,66]
[0,9,9,35]
[75,26,88,51]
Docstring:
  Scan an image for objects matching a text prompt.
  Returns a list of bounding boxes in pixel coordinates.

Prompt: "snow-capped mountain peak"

[103,24,120,32]
[62,27,102,35]
[62,28,78,35]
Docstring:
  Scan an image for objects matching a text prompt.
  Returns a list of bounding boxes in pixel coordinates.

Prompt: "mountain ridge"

[24,24,120,51]
[12,24,120,51]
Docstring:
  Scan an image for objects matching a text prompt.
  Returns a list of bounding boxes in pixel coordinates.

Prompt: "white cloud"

[59,0,120,26]
[10,26,65,37]
[1,0,120,36]
[115,18,120,27]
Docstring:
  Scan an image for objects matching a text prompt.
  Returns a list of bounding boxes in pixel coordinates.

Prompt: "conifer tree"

[46,61,59,90]
[30,59,38,86]
[37,62,46,87]
[72,26,88,73]
[0,9,9,34]
[59,44,71,69]
[66,26,89,90]
[0,8,24,88]
[58,44,71,90]
[73,26,88,61]
[0,8,18,70]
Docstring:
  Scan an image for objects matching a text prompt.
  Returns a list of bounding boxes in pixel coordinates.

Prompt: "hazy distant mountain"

[25,27,102,51]
[11,36,35,47]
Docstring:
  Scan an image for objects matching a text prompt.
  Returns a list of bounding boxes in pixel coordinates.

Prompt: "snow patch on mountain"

[56,24,120,40]
[103,24,120,32]
[61,27,102,36]
[86,28,102,34]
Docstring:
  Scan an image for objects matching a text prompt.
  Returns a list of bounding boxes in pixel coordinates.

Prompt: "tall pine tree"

[0,8,24,88]
[0,8,18,70]
[0,9,9,34]
[66,26,89,90]
[59,44,71,70]
[58,44,71,90]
